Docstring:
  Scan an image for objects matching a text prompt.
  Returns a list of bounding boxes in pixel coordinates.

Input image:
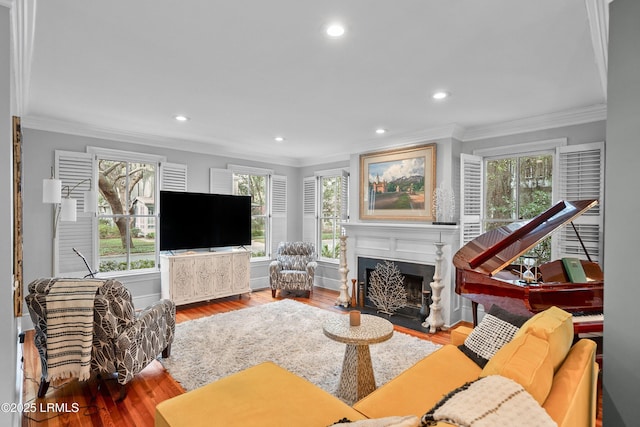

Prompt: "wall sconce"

[43,172,97,237]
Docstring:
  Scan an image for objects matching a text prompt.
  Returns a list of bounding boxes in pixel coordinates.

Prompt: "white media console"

[160,250,251,306]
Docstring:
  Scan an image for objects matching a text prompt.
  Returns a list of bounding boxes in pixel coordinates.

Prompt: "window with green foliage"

[233,173,268,258]
[97,159,157,272]
[319,175,343,261]
[485,154,553,261]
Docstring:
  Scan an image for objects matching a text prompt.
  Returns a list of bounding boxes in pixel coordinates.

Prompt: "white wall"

[603,0,640,424]
[1,5,20,426]
[461,120,606,154]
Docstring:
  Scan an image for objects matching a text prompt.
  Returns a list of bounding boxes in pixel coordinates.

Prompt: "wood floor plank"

[21,287,602,426]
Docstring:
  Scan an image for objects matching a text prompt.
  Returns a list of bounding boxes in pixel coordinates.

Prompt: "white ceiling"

[20,0,607,166]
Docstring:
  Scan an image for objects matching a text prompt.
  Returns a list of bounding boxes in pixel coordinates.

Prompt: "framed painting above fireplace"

[359,143,436,221]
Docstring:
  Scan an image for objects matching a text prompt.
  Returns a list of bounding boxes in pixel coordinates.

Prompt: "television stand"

[160,250,251,305]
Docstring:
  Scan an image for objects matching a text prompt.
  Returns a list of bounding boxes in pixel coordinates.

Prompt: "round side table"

[323,314,393,404]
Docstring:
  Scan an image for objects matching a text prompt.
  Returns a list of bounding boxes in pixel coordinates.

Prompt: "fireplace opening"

[358,257,435,321]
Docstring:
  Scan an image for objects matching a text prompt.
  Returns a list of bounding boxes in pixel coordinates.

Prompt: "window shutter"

[554,142,605,262]
[459,153,484,246]
[55,151,96,277]
[340,170,350,222]
[160,162,187,191]
[270,175,287,257]
[302,177,317,245]
[209,168,233,194]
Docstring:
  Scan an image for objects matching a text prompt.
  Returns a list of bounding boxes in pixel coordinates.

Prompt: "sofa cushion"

[481,333,554,404]
[458,305,530,367]
[154,361,365,427]
[513,306,573,372]
[353,345,482,419]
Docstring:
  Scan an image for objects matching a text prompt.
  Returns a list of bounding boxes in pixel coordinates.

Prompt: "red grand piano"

[453,199,604,335]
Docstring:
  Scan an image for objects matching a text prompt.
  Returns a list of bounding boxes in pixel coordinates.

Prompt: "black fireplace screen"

[358,257,435,319]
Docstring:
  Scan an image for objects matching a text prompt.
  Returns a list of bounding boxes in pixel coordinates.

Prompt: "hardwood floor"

[21,287,602,426]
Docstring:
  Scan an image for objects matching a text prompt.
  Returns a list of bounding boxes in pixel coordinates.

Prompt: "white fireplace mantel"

[341,222,462,328]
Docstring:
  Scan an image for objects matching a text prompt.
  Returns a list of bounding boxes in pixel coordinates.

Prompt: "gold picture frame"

[360,143,436,221]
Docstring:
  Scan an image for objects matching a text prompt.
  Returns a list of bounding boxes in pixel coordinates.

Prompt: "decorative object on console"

[367,261,407,316]
[42,170,96,237]
[360,143,436,221]
[432,183,456,225]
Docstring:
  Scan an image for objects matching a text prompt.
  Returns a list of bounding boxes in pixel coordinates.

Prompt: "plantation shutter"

[160,162,187,192]
[459,153,484,247]
[270,175,287,257]
[302,176,317,245]
[554,142,605,263]
[209,168,233,194]
[340,170,350,222]
[55,150,96,277]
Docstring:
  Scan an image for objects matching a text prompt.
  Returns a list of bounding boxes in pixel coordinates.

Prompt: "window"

[97,159,158,272]
[485,154,553,261]
[461,139,605,264]
[319,176,343,260]
[233,172,269,258]
[304,169,349,262]
[55,149,186,277]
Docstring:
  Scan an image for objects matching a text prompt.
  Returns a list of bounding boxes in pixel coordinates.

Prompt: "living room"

[1,1,639,426]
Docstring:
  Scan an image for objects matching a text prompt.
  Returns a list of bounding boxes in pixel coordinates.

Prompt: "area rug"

[160,299,442,396]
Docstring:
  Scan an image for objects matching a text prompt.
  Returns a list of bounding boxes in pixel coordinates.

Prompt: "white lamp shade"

[43,178,62,204]
[83,190,97,213]
[60,198,77,222]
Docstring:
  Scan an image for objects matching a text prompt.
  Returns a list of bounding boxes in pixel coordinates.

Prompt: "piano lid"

[453,199,598,276]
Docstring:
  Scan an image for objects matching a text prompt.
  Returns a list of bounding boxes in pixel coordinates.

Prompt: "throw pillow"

[481,333,554,404]
[513,305,573,372]
[458,304,530,367]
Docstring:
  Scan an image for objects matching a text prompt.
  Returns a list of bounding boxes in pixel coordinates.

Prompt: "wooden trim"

[13,116,23,317]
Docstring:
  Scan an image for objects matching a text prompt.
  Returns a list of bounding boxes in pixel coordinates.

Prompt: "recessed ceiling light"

[375,128,387,135]
[432,91,449,100]
[274,136,285,142]
[174,115,190,122]
[325,23,346,38]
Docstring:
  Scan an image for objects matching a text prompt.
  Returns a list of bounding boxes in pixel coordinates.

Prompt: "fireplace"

[358,257,435,320]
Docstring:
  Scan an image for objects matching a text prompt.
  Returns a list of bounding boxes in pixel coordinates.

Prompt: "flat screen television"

[159,191,251,251]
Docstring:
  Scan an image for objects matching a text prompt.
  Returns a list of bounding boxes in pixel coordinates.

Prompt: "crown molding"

[21,115,303,167]
[461,104,607,142]
[296,123,467,167]
[585,0,611,100]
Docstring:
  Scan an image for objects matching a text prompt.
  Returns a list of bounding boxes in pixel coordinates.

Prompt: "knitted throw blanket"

[45,280,101,382]
[421,375,557,427]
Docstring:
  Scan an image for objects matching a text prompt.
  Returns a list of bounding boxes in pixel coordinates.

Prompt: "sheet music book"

[562,257,587,283]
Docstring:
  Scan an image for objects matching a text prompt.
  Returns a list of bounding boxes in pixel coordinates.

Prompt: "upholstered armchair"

[269,242,317,297]
[25,277,175,400]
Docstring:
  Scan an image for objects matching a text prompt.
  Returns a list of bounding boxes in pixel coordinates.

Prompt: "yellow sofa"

[155,307,598,427]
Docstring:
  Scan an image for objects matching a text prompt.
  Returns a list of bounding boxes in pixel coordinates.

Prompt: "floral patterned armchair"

[269,242,317,297]
[25,277,175,400]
